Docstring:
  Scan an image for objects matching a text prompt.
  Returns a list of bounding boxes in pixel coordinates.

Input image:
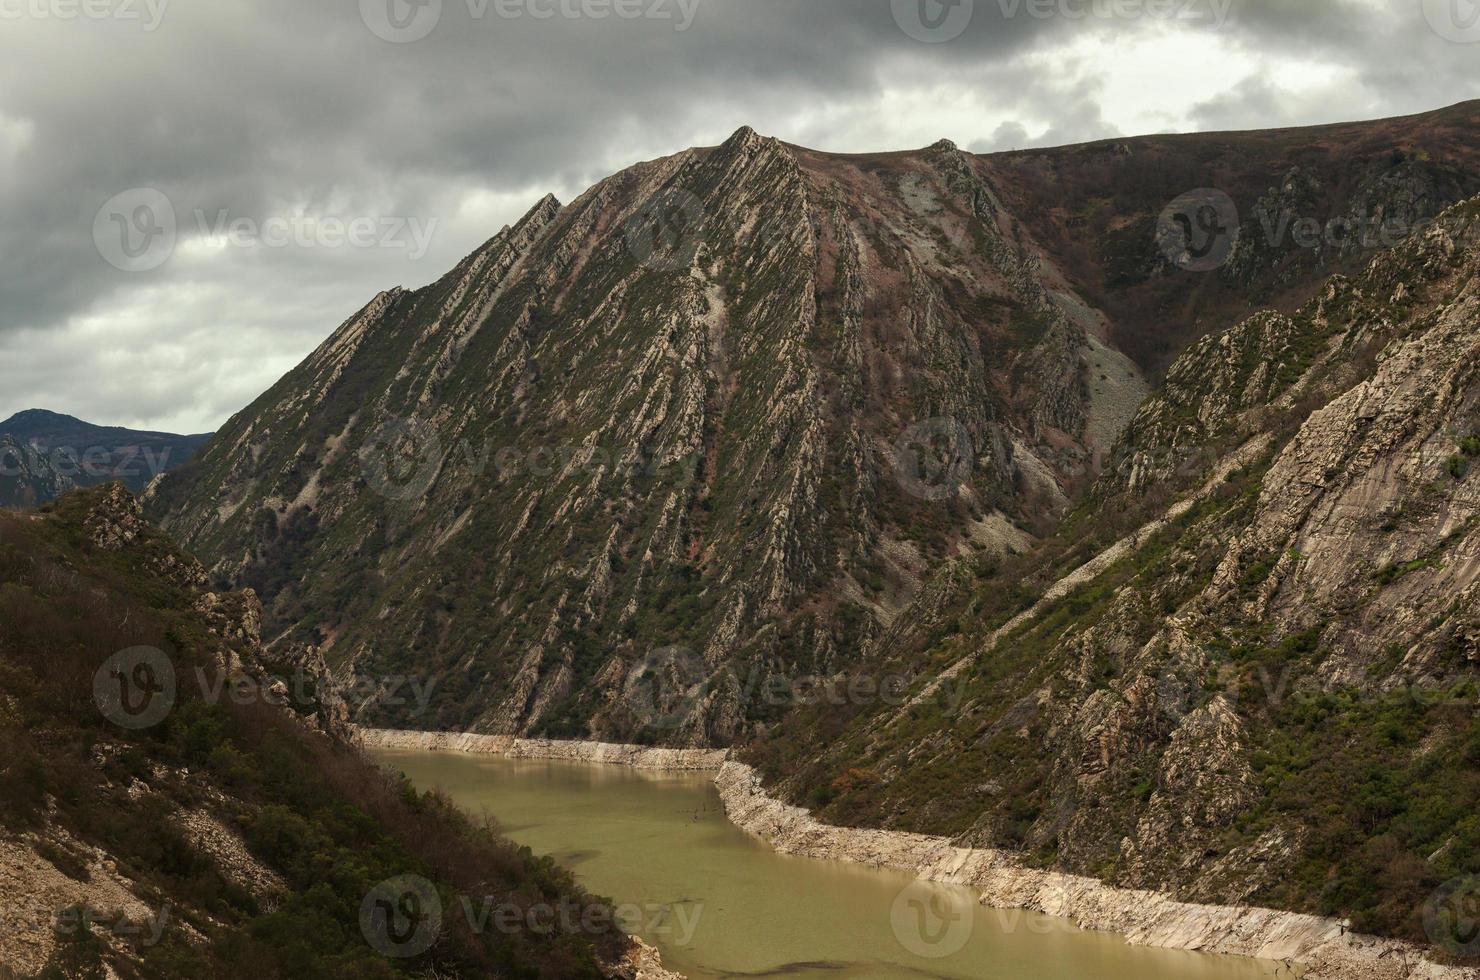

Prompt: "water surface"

[373,749,1280,980]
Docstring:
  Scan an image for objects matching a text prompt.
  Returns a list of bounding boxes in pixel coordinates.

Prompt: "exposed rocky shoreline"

[362,730,1478,980]
[361,729,729,770]
[715,762,1477,980]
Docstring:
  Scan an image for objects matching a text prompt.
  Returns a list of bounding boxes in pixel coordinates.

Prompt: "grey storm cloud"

[0,0,1476,432]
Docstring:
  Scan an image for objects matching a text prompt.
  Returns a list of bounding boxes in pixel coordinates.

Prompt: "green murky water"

[372,750,1281,980]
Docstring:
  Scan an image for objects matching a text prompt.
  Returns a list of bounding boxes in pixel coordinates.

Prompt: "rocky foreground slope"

[0,485,666,979]
[747,196,1480,965]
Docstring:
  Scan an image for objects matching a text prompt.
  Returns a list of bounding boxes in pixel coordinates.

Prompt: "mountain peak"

[721,125,772,154]
[928,138,959,152]
[1,408,80,428]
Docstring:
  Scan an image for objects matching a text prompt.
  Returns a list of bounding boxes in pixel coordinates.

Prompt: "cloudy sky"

[1,0,1476,434]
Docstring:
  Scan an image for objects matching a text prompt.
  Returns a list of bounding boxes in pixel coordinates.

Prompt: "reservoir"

[372,749,1278,980]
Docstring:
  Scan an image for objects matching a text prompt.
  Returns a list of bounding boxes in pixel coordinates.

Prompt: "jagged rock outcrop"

[0,432,73,509]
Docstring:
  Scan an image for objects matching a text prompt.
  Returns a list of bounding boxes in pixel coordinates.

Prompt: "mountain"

[990,99,1480,373]
[147,127,1146,742]
[147,105,1480,750]
[0,409,211,506]
[0,485,650,979]
[745,195,1480,956]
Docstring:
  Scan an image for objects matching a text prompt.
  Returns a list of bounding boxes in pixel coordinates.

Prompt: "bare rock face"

[144,110,1480,751]
[82,481,148,550]
[0,432,76,507]
[148,127,1141,745]
[751,197,1480,954]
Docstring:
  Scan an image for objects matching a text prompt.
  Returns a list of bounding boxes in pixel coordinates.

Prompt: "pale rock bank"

[714,761,1479,980]
[360,729,729,770]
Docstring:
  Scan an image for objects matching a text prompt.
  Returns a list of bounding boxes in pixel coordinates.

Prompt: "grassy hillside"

[0,486,626,979]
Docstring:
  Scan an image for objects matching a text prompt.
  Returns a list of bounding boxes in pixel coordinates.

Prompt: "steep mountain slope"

[148,127,1145,743]
[745,197,1480,962]
[0,485,656,979]
[988,98,1480,373]
[147,108,1480,753]
[0,409,211,506]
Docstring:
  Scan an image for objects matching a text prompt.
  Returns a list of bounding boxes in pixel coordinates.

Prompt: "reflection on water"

[373,750,1282,980]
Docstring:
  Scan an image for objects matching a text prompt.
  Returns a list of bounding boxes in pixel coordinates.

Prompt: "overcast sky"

[0,0,1476,434]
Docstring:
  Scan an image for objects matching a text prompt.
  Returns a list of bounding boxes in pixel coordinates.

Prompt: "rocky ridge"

[148,125,1144,746]
[746,196,1480,955]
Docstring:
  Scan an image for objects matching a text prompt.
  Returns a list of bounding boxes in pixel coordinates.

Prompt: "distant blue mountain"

[0,409,212,506]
